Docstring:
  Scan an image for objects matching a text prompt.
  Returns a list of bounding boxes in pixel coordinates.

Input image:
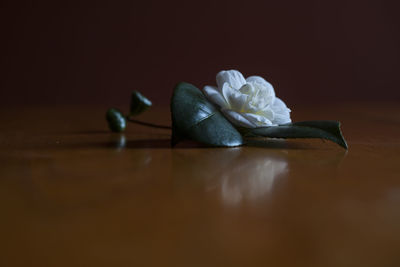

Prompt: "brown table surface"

[1,103,400,267]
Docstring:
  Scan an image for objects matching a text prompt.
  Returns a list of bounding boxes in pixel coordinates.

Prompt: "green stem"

[125,117,172,130]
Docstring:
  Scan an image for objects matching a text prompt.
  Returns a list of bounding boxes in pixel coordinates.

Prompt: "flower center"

[238,82,274,113]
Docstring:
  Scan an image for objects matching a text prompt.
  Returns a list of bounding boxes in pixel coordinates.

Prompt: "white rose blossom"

[203,70,291,128]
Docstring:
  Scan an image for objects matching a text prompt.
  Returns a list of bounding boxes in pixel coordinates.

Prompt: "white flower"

[203,70,291,128]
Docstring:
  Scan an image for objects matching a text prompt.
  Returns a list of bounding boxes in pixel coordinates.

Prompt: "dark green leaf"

[106,108,126,132]
[130,91,152,116]
[246,121,348,149]
[170,82,243,147]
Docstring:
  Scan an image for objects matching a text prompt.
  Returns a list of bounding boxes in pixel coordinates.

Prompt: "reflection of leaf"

[171,148,242,188]
[130,91,152,116]
[170,82,243,147]
[245,121,348,149]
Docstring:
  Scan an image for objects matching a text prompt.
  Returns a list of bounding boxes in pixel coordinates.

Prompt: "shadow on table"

[36,133,346,151]
[107,134,318,150]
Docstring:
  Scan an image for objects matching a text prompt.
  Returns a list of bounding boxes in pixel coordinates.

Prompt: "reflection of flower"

[203,70,291,128]
[221,157,288,205]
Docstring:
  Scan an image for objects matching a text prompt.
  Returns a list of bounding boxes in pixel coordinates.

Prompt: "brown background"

[1,1,399,107]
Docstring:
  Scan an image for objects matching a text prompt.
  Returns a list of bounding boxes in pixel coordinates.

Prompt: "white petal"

[221,83,248,111]
[272,97,290,111]
[216,70,246,90]
[246,75,276,99]
[258,107,275,121]
[245,102,260,114]
[271,97,291,125]
[221,108,256,128]
[239,83,255,95]
[203,85,228,108]
[241,113,273,127]
[273,114,291,125]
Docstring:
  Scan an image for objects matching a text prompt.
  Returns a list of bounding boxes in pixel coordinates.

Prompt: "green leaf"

[246,121,348,149]
[106,108,126,132]
[130,91,152,116]
[170,82,243,147]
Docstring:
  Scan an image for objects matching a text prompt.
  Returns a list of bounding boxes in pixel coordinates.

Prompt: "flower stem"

[125,117,172,130]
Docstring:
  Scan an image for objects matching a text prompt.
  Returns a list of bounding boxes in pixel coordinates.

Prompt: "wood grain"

[1,104,399,267]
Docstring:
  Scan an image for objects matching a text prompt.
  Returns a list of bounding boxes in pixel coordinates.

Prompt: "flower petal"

[258,107,275,121]
[272,97,291,112]
[239,83,255,95]
[216,70,246,90]
[203,85,228,108]
[246,75,276,99]
[241,112,273,127]
[221,108,256,128]
[271,97,291,125]
[222,83,248,111]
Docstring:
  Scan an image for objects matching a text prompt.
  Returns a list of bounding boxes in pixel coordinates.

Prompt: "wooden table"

[1,104,399,267]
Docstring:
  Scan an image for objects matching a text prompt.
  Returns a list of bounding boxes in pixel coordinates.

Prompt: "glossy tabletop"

[1,104,400,267]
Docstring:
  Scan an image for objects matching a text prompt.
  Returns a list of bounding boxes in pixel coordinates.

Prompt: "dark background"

[1,1,399,107]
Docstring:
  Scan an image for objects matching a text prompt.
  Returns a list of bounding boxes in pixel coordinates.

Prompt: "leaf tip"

[337,121,348,150]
